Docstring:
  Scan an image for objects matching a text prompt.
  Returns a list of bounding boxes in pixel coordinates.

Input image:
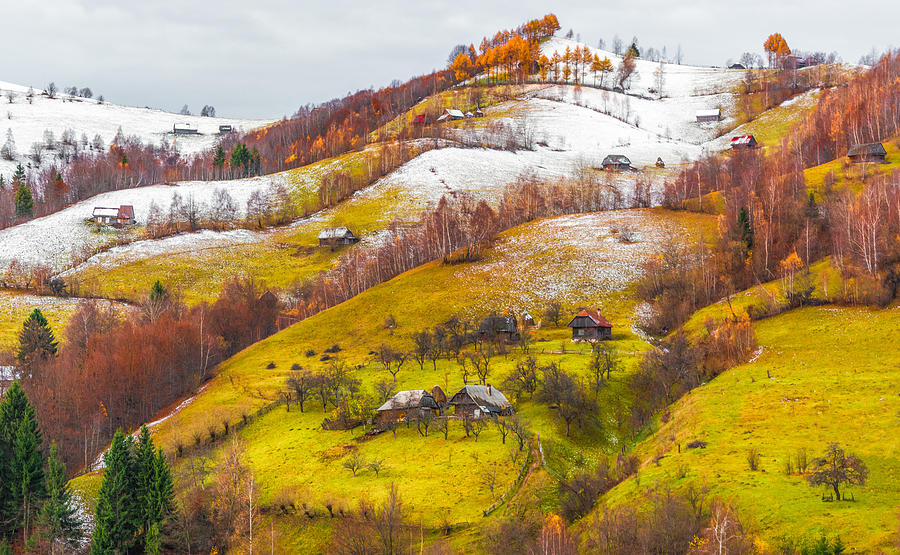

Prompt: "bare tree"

[807,443,869,500]
[46,82,57,98]
[179,104,191,115]
[286,369,314,412]
[367,458,385,477]
[342,452,364,476]
[210,188,238,228]
[201,105,216,117]
[481,463,500,498]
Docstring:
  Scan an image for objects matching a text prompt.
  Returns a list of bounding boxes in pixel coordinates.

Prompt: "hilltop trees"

[764,33,791,68]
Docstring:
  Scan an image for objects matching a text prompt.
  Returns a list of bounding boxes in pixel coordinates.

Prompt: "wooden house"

[601,154,631,171]
[847,143,886,163]
[730,135,758,149]
[376,390,440,424]
[92,205,135,227]
[218,124,234,134]
[436,108,465,122]
[449,385,513,418]
[567,309,612,341]
[318,226,359,247]
[173,123,198,135]
[695,109,721,123]
[729,63,746,70]
[478,315,520,343]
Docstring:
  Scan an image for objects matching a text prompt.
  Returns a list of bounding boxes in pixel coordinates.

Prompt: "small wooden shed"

[730,135,758,149]
[173,123,198,135]
[448,385,513,418]
[695,109,721,123]
[567,309,612,341]
[847,143,886,163]
[318,226,359,247]
[601,154,631,171]
[478,315,520,343]
[92,205,135,227]
[376,390,440,424]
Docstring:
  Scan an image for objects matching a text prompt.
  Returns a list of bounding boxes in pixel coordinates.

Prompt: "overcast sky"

[2,0,896,119]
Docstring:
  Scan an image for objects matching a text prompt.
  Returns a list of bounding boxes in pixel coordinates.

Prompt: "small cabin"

[729,63,746,70]
[474,108,485,118]
[567,309,612,341]
[92,205,135,227]
[317,226,359,247]
[218,124,234,134]
[847,143,886,163]
[376,390,440,424]
[695,109,721,123]
[601,154,631,171]
[478,315,520,343]
[449,385,513,418]
[173,123,198,135]
[436,108,465,122]
[730,135,758,149]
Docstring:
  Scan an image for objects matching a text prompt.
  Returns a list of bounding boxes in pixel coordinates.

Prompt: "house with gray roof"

[448,384,513,418]
[376,389,440,424]
[318,226,359,248]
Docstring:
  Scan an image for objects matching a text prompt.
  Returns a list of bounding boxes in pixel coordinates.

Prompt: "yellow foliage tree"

[763,33,791,68]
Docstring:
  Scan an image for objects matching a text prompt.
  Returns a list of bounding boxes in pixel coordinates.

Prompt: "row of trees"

[18,277,280,471]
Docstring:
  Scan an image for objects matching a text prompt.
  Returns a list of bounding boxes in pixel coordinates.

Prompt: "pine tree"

[17,308,58,364]
[14,183,33,218]
[12,164,25,184]
[39,442,82,551]
[133,426,156,542]
[149,449,174,526]
[213,145,226,168]
[92,431,139,554]
[0,382,46,539]
[736,206,753,256]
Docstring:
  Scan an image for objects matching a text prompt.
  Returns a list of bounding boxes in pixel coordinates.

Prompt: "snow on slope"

[0,81,273,177]
[0,172,294,272]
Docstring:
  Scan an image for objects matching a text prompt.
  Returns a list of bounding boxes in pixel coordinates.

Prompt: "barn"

[318,226,359,247]
[376,390,440,424]
[601,154,631,171]
[695,109,721,123]
[730,135,758,149]
[436,108,465,122]
[92,205,135,227]
[478,315,520,343]
[448,385,513,418]
[847,143,887,163]
[567,309,612,341]
[173,123,198,135]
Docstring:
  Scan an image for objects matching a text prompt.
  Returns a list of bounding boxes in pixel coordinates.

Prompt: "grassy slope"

[599,306,900,551]
[132,208,714,550]
[804,136,900,195]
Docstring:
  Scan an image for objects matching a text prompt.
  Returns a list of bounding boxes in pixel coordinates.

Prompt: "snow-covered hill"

[0,80,273,177]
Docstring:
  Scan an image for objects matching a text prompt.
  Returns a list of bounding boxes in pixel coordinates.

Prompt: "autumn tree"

[450,53,475,82]
[807,443,868,501]
[763,33,791,68]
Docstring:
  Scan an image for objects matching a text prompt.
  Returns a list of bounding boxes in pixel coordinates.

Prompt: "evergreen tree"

[39,442,82,551]
[213,145,226,168]
[133,426,156,542]
[149,281,166,303]
[17,308,59,364]
[0,382,45,539]
[91,431,139,554]
[148,449,174,526]
[14,183,34,218]
[736,206,753,255]
[12,164,25,184]
[626,42,640,58]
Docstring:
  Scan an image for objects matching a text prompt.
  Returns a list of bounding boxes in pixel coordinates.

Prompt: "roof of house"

[847,142,886,157]
[93,207,120,218]
[729,63,746,70]
[601,154,631,166]
[567,309,612,328]
[445,109,465,118]
[479,315,518,334]
[117,205,134,219]
[377,390,439,412]
[413,114,426,123]
[695,109,721,118]
[173,122,196,129]
[449,385,512,412]
[731,135,757,146]
[317,226,356,240]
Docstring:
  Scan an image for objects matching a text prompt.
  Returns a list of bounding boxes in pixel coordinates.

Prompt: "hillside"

[0,80,272,178]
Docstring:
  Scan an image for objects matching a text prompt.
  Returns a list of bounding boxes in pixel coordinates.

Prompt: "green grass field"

[599,306,900,551]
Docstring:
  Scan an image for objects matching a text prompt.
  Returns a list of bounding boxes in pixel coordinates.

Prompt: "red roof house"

[567,309,612,341]
[730,135,758,149]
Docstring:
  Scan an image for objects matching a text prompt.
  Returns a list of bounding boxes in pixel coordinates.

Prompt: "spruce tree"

[0,382,45,539]
[91,431,139,554]
[12,164,25,184]
[213,145,226,168]
[737,206,753,255]
[17,308,58,364]
[39,442,82,550]
[14,183,33,218]
[134,426,156,542]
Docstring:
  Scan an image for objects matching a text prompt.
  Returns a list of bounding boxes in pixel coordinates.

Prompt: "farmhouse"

[318,226,359,247]
[436,108,465,122]
[730,135,758,149]
[695,109,721,123]
[218,124,234,134]
[448,385,513,418]
[478,315,520,343]
[601,154,632,171]
[376,390,440,424]
[173,123,198,135]
[729,63,746,70]
[567,309,612,341]
[92,205,135,227]
[847,142,887,163]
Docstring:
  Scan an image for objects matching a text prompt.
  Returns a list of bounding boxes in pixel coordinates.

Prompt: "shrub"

[305,349,316,357]
[266,361,276,369]
[746,448,760,471]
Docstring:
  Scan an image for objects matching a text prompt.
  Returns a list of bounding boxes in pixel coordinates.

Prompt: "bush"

[305,349,316,357]
[746,448,760,471]
[325,344,342,353]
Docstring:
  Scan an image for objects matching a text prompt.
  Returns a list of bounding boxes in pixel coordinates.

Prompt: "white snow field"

[0,80,273,177]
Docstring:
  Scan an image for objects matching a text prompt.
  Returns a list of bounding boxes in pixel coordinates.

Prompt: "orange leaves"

[450,52,474,82]
[763,33,791,66]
